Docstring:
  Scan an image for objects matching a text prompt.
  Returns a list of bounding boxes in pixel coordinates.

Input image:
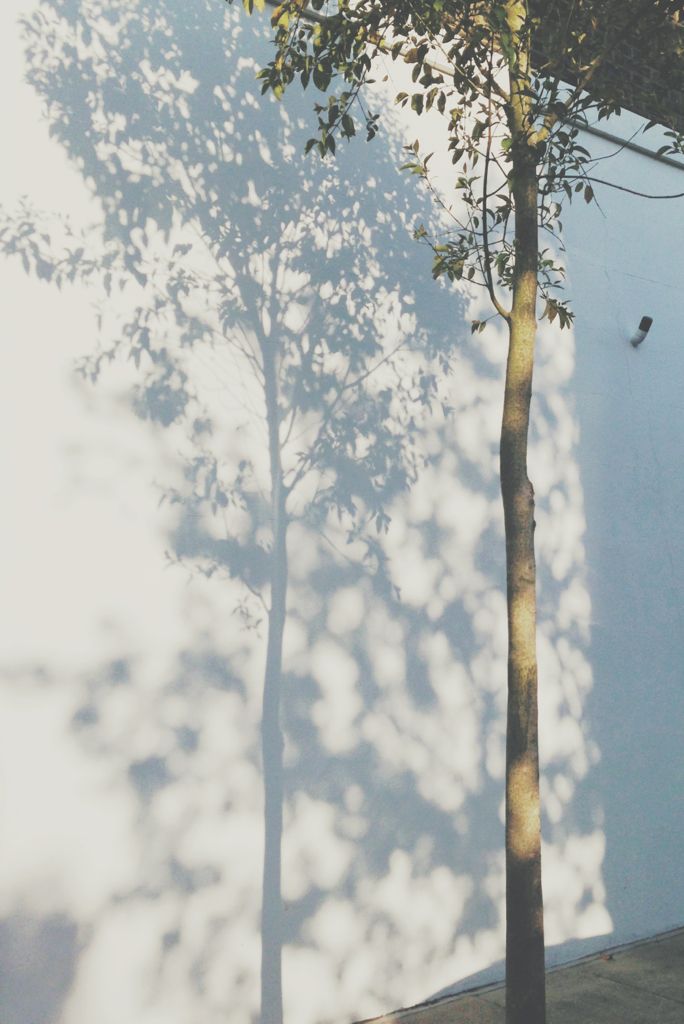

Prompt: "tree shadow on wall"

[0,913,79,1024]
[0,1,606,1022]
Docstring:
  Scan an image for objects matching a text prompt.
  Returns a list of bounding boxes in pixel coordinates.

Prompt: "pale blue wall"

[561,117,684,950]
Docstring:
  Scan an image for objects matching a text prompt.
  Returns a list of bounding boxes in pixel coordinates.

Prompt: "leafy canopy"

[252,0,684,328]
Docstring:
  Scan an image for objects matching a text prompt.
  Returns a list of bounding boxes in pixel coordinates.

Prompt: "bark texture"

[501,151,546,1024]
[501,6,546,1021]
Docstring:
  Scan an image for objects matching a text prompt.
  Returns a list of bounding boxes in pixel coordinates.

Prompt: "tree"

[251,2,684,1022]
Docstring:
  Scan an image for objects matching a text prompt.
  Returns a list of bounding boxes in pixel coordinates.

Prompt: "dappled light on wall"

[0,1,612,1023]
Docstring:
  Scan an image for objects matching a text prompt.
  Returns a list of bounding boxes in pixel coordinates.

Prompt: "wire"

[576,175,684,199]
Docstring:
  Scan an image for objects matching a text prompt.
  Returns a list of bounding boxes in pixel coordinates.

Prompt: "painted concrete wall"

[1,2,682,1023]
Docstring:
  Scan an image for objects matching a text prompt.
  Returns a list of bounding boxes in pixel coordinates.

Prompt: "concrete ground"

[355,927,684,1024]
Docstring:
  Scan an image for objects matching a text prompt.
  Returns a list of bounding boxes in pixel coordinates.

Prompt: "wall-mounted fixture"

[630,315,653,348]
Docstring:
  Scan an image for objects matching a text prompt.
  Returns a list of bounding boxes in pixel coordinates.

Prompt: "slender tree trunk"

[501,138,546,1024]
[260,340,288,1024]
[499,6,546,1019]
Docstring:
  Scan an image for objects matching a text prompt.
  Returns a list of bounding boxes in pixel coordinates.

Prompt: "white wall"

[0,3,682,1023]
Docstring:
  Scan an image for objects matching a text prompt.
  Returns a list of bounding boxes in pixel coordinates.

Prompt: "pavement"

[355,927,684,1024]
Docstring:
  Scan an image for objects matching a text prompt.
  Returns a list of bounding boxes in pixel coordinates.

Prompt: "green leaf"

[341,113,355,137]
[313,63,331,91]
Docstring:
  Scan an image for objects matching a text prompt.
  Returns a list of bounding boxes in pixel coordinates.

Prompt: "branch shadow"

[0,2,606,1023]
